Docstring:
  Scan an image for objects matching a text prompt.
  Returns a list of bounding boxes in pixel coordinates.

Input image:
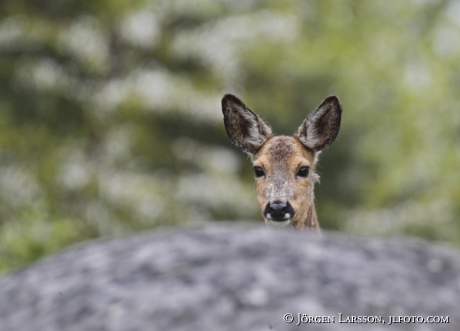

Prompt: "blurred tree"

[1,0,460,273]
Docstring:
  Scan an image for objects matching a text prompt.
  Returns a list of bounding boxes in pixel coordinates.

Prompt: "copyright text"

[282,313,450,326]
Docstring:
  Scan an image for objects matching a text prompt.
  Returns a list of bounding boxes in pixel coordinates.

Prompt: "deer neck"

[296,203,321,234]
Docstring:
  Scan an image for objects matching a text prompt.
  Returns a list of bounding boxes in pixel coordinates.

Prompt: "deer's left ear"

[222,94,272,156]
[295,95,342,152]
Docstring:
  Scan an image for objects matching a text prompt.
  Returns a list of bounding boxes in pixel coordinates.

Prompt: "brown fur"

[253,136,320,232]
[222,94,342,233]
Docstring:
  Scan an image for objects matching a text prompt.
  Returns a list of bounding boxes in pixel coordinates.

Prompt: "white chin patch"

[268,219,291,227]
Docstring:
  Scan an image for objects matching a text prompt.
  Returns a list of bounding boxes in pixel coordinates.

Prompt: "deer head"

[222,94,342,232]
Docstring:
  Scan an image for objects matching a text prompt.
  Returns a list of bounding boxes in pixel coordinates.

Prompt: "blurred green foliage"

[1,0,460,274]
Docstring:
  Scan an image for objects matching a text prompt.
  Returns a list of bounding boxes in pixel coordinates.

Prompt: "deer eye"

[253,166,265,178]
[296,166,309,178]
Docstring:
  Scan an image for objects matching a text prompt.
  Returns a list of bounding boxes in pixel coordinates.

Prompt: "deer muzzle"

[264,200,295,226]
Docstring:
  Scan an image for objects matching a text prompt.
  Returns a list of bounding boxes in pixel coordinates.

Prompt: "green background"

[1,0,460,273]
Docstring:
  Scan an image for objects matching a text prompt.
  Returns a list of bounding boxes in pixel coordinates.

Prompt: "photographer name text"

[283,313,449,326]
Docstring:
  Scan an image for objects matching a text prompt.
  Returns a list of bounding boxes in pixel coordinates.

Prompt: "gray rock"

[0,224,459,331]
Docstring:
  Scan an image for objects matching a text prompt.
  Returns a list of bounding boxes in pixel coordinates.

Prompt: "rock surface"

[0,224,459,331]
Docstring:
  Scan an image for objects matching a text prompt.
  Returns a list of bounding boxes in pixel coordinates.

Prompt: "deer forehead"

[253,136,315,172]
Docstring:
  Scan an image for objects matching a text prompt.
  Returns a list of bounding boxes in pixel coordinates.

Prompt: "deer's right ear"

[222,94,272,156]
[295,95,342,153]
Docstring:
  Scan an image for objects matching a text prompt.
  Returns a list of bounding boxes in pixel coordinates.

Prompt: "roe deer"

[222,94,342,233]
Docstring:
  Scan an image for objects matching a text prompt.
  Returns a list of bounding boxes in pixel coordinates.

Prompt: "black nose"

[264,201,295,221]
